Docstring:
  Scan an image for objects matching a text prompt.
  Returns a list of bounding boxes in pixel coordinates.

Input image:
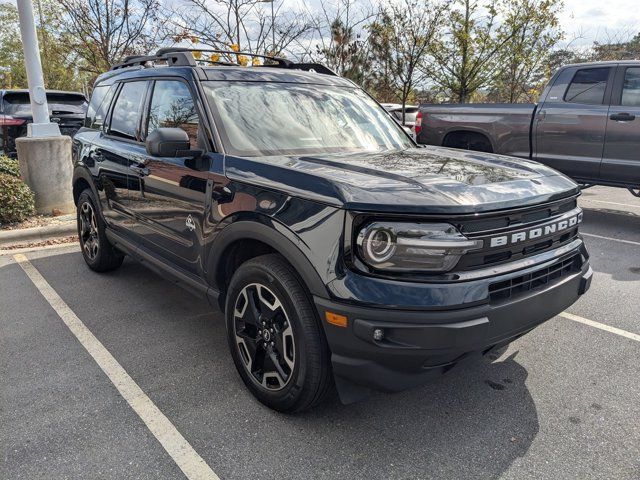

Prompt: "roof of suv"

[95,49,355,88]
[96,64,355,88]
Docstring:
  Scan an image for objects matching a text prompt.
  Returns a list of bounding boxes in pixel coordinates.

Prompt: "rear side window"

[564,68,610,105]
[85,85,115,129]
[621,67,640,107]
[108,81,147,140]
[147,80,200,148]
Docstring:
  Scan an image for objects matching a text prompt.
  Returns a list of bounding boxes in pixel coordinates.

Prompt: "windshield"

[203,81,414,157]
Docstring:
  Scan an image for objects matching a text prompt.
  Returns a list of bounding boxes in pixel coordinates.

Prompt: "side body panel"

[533,65,615,182]
[601,64,640,186]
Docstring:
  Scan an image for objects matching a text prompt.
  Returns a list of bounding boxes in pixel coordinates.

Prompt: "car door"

[534,66,614,181]
[92,80,149,232]
[126,78,214,276]
[601,66,640,186]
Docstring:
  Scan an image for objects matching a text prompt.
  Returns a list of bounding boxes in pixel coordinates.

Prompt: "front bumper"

[315,249,592,401]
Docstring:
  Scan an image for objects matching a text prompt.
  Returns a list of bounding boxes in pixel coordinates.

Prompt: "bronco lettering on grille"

[489,211,583,248]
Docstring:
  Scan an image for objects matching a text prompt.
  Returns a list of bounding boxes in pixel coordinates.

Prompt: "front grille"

[489,255,579,303]
[456,198,582,271]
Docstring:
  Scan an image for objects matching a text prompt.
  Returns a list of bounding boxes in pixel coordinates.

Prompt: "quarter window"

[109,81,148,140]
[85,84,115,129]
[147,80,200,148]
[564,68,610,105]
[621,67,640,107]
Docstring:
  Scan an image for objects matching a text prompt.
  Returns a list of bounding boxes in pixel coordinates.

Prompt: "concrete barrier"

[16,135,74,215]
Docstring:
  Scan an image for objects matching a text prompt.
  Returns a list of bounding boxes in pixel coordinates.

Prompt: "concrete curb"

[0,220,76,248]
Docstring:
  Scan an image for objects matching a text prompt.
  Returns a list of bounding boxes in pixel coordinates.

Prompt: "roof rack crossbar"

[110,48,337,77]
[155,47,293,68]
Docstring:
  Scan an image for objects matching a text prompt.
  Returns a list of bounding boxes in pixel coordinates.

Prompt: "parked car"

[381,103,419,134]
[415,61,640,197]
[72,48,591,412]
[0,89,87,156]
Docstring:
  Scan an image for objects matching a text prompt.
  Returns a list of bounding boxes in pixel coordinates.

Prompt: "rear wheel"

[225,254,333,412]
[77,189,124,272]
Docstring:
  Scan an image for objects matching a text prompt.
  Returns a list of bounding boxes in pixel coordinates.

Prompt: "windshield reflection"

[204,81,413,157]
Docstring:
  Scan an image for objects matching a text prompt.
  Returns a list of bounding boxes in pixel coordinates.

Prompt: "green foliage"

[0,1,92,91]
[0,172,36,223]
[489,0,564,103]
[0,156,20,178]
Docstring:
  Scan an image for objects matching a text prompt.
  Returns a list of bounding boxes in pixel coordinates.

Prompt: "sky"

[2,0,639,49]
[560,0,640,47]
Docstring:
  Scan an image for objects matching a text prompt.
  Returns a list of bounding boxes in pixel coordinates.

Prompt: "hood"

[224,146,579,214]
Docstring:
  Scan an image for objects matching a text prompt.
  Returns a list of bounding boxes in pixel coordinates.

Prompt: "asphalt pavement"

[1,186,639,480]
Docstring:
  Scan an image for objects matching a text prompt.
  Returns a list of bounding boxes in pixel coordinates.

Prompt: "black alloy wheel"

[225,254,333,412]
[76,189,124,272]
[233,283,296,390]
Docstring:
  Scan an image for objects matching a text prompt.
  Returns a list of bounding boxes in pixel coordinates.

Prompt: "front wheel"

[225,254,333,412]
[77,189,124,272]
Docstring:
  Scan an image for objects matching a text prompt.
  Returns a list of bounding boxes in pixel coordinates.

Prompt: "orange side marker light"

[325,311,348,328]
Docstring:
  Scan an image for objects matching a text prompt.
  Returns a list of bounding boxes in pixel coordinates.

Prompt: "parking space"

[1,187,639,479]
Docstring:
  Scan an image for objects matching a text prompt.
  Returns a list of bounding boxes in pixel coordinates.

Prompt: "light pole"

[16,0,59,137]
[15,0,74,215]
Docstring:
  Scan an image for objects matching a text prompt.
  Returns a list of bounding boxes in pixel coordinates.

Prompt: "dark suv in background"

[72,49,592,412]
[0,89,87,156]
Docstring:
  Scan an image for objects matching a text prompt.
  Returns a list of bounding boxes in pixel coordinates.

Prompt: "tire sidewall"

[77,190,109,268]
[225,261,313,411]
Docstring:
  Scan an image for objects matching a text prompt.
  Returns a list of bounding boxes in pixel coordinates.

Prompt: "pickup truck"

[415,61,640,196]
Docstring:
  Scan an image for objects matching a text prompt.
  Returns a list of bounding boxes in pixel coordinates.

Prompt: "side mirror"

[145,128,190,157]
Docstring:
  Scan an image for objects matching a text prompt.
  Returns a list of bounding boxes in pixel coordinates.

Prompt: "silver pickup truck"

[416,61,640,196]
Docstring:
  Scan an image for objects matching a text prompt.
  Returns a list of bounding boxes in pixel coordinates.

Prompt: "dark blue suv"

[72,49,592,412]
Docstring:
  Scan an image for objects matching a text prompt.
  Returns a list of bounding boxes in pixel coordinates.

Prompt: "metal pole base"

[27,122,62,138]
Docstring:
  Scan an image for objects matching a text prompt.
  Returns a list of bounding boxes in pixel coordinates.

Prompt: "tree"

[591,31,640,61]
[164,0,313,59]
[57,0,160,76]
[427,0,520,103]
[369,0,446,122]
[304,0,377,86]
[489,0,564,103]
[0,1,92,92]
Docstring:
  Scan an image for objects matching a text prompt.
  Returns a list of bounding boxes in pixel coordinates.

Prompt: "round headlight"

[360,226,396,264]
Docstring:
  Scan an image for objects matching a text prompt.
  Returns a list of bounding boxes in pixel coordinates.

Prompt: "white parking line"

[13,254,220,480]
[581,198,640,209]
[560,312,640,343]
[581,232,640,247]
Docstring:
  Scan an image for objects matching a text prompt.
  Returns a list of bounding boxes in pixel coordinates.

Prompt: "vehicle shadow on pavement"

[27,252,539,480]
[294,349,538,480]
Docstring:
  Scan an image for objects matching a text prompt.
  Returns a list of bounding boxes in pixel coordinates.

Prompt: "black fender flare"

[72,166,100,207]
[206,219,329,300]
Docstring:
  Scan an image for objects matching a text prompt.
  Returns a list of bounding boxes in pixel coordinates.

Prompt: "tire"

[225,254,333,412]
[76,189,124,272]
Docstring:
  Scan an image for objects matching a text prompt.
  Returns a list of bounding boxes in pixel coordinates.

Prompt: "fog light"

[373,329,384,341]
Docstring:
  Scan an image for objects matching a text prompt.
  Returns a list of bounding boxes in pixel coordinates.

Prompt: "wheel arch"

[207,219,329,312]
[442,130,494,153]
[72,168,100,207]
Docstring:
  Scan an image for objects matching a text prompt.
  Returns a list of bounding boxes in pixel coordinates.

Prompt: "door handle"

[130,164,149,176]
[609,112,636,122]
[536,109,546,122]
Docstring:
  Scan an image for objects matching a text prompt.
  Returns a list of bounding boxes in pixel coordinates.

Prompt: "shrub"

[0,172,36,223]
[0,155,20,177]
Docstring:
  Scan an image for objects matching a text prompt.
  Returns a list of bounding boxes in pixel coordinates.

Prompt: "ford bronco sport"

[72,48,592,412]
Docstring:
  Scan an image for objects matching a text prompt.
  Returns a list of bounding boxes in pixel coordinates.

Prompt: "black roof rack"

[110,48,337,76]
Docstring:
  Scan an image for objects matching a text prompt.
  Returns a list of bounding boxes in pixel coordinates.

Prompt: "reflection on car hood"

[225,146,579,214]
